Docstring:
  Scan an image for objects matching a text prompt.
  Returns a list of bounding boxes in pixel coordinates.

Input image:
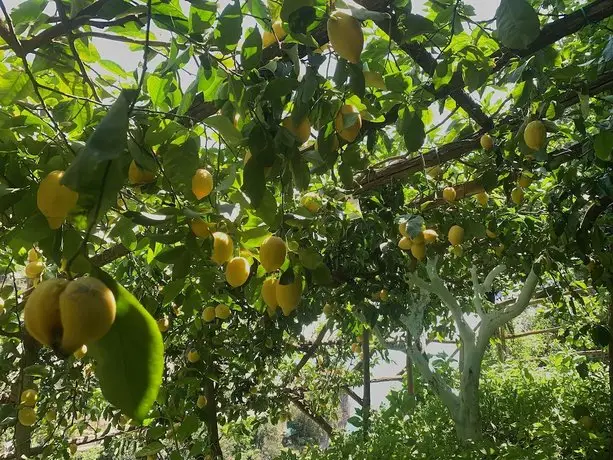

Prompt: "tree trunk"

[456,347,483,441]
[362,329,371,441]
[204,355,223,459]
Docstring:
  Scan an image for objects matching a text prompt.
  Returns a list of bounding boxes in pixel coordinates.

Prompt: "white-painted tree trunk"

[380,258,539,442]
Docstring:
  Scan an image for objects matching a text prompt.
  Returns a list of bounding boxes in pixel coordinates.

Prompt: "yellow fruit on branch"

[27,248,39,262]
[202,306,216,322]
[157,316,170,332]
[443,186,457,202]
[192,169,214,200]
[486,229,497,239]
[45,410,57,422]
[422,229,438,244]
[511,187,524,205]
[37,170,79,229]
[215,303,232,320]
[480,134,494,150]
[20,389,38,407]
[301,192,322,213]
[476,191,489,206]
[69,443,78,455]
[523,120,546,151]
[518,173,532,188]
[411,243,426,261]
[211,232,234,265]
[334,104,362,143]
[18,407,36,426]
[323,303,333,316]
[225,256,251,287]
[398,237,412,250]
[190,219,212,238]
[24,277,116,355]
[448,225,465,246]
[73,344,87,360]
[262,278,278,310]
[327,11,363,64]
[128,160,156,185]
[259,236,287,273]
[187,349,200,363]
[25,261,45,279]
[197,395,208,409]
[398,222,409,237]
[452,245,463,257]
[276,273,302,316]
[262,20,286,48]
[282,116,311,145]
[379,289,388,301]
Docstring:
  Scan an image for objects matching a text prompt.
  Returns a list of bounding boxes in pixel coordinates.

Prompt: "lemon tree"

[0,0,611,458]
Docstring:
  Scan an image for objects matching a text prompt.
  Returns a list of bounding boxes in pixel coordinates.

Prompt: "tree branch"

[483,264,506,292]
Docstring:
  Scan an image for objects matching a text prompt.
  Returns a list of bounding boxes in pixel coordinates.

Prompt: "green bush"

[279,353,609,459]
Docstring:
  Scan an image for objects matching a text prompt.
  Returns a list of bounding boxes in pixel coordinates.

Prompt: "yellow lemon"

[260,236,287,272]
[45,410,57,422]
[73,344,87,360]
[25,261,44,279]
[480,134,494,150]
[422,229,438,244]
[262,20,286,48]
[476,191,489,206]
[511,187,524,205]
[27,248,39,262]
[187,349,200,363]
[398,237,412,250]
[518,173,532,188]
[18,407,36,426]
[334,104,362,143]
[282,116,311,145]
[37,170,79,229]
[211,232,234,265]
[202,306,216,322]
[128,160,156,185]
[225,257,251,287]
[276,274,302,316]
[190,219,212,238]
[20,389,38,407]
[452,246,463,257]
[379,289,388,301]
[197,395,208,409]
[192,169,214,200]
[524,120,546,150]
[398,222,409,237]
[327,11,363,64]
[262,278,278,309]
[448,225,464,246]
[323,303,333,316]
[157,316,170,332]
[486,229,497,239]
[411,243,426,261]
[215,303,232,320]
[301,192,322,213]
[443,187,457,202]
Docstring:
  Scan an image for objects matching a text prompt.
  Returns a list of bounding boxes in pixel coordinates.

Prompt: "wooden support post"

[362,329,371,441]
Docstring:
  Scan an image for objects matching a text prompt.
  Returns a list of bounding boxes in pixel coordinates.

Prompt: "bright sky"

[2,0,498,416]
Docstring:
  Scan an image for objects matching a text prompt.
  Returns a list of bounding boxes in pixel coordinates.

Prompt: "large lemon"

[276,274,302,316]
[215,303,232,319]
[37,170,79,229]
[411,243,426,261]
[511,187,524,205]
[282,116,311,145]
[259,236,287,272]
[18,407,36,426]
[21,389,38,407]
[476,191,489,206]
[202,306,216,322]
[192,169,213,200]
[128,160,156,185]
[327,11,363,64]
[334,104,362,143]
[480,134,494,150]
[448,225,464,246]
[261,278,278,309]
[225,257,251,287]
[443,187,456,202]
[422,229,438,244]
[301,192,322,213]
[524,120,546,150]
[24,277,116,354]
[211,232,233,265]
[190,219,211,238]
[398,237,412,250]
[25,261,45,279]
[262,20,287,48]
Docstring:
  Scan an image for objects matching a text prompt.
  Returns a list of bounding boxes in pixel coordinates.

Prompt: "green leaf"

[135,441,165,457]
[146,74,170,109]
[214,0,243,53]
[0,71,30,105]
[242,158,266,207]
[299,247,323,269]
[399,108,425,152]
[591,324,610,348]
[89,271,164,421]
[10,0,47,28]
[311,263,333,286]
[594,130,613,161]
[495,0,540,50]
[290,153,310,191]
[203,115,243,146]
[264,77,299,101]
[62,90,136,191]
[241,27,262,70]
[189,0,216,33]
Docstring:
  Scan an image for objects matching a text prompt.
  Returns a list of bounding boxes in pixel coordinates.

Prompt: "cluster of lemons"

[397,222,439,261]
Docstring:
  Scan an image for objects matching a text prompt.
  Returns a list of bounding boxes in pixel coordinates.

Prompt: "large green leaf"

[62,90,136,191]
[241,27,262,70]
[496,0,540,50]
[89,270,164,421]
